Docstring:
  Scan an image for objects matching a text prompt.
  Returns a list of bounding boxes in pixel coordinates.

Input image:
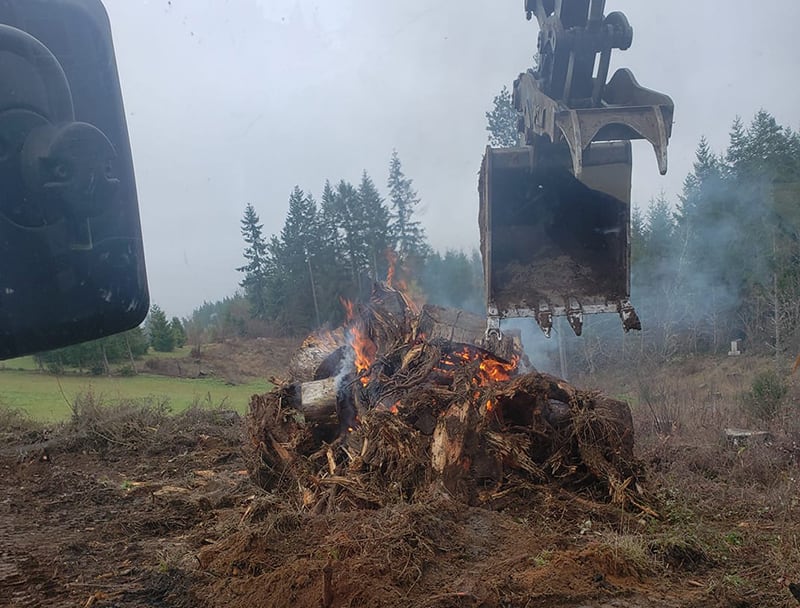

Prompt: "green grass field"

[0,356,40,371]
[0,370,271,421]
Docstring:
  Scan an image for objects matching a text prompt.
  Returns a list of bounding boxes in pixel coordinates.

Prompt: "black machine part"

[0,1,148,359]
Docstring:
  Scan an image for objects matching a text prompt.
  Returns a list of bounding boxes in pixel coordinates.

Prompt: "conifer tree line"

[561,110,800,369]
[237,150,483,334]
[32,90,800,373]
[485,87,800,366]
[34,304,188,373]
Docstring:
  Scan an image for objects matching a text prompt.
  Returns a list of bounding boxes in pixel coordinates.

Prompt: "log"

[431,400,475,496]
[724,428,772,447]
[417,305,527,365]
[296,378,338,421]
[288,329,346,382]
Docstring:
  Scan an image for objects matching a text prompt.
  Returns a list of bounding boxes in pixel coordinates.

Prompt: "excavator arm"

[481,0,674,338]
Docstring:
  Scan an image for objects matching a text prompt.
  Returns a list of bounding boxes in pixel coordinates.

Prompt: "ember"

[438,345,520,385]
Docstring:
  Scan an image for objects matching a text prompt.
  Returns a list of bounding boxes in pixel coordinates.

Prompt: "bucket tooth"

[617,299,641,332]
[536,302,553,338]
[567,299,584,336]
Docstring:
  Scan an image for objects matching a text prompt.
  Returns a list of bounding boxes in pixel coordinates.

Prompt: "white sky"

[101,0,800,316]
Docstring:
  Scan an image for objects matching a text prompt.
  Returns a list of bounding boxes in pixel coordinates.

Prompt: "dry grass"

[0,406,46,445]
[18,389,248,455]
[578,354,800,605]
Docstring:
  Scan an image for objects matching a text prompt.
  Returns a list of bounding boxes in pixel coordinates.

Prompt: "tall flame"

[341,297,377,386]
[351,321,377,386]
[383,249,426,314]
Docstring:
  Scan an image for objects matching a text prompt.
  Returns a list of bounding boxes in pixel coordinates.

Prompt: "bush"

[45,359,64,375]
[66,391,172,452]
[89,364,106,376]
[741,369,787,421]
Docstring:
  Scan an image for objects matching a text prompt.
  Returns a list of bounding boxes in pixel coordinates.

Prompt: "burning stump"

[247,283,646,513]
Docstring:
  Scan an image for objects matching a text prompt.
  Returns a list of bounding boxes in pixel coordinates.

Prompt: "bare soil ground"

[1,353,799,607]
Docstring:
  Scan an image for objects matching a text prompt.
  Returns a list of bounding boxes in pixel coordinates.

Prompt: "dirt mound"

[194,494,676,608]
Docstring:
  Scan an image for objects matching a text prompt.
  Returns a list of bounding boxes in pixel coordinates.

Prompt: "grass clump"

[593,533,660,579]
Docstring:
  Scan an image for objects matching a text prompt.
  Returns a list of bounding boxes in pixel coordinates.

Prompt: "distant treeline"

[35,304,187,374]
[546,110,800,374]
[232,150,484,336]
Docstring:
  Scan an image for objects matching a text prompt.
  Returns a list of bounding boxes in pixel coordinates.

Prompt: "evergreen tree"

[148,304,175,352]
[320,180,344,258]
[387,150,428,260]
[237,203,270,318]
[267,186,323,331]
[357,171,392,281]
[315,181,352,321]
[644,193,675,266]
[630,204,646,267]
[724,116,747,175]
[332,179,370,290]
[676,136,721,226]
[485,85,519,147]
[730,111,800,355]
[170,317,187,348]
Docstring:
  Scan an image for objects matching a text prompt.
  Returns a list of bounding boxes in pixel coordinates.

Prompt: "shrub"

[741,370,787,421]
[45,359,64,375]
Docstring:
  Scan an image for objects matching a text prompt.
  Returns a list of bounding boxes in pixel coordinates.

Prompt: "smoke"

[334,338,355,391]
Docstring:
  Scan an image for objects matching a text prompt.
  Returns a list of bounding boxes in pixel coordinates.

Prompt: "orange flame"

[486,399,494,412]
[341,297,356,322]
[438,346,519,386]
[351,322,377,386]
[383,249,427,314]
[478,355,520,384]
[341,298,377,387]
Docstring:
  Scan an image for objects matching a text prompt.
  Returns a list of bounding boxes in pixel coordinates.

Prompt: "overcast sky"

[101,0,800,317]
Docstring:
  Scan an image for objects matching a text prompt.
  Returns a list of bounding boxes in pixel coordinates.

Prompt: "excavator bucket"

[481,0,672,338]
[480,140,639,337]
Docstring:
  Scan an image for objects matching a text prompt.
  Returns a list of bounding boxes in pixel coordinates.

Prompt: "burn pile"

[247,281,647,512]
